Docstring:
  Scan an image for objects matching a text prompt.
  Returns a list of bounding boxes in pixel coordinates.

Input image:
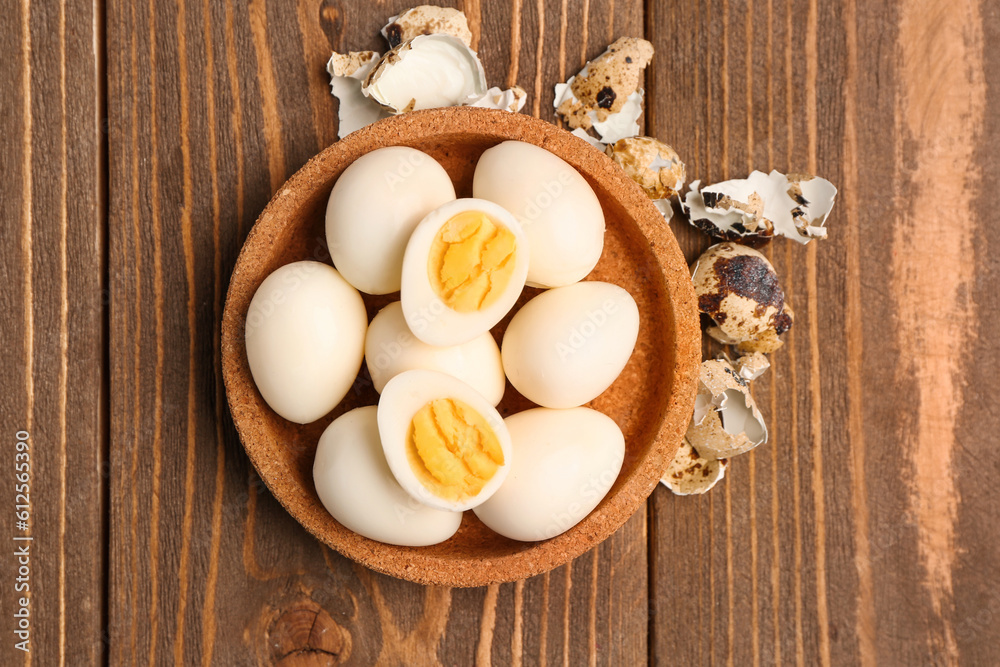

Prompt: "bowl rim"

[221,107,700,587]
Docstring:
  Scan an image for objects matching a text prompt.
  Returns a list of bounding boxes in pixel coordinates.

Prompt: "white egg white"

[400,198,529,346]
[365,301,506,405]
[473,407,625,541]
[313,406,463,546]
[501,281,639,408]
[326,146,456,295]
[245,261,367,424]
[377,369,513,512]
[473,140,605,288]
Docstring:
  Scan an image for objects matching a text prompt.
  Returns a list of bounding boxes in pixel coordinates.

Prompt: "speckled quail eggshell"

[473,141,605,288]
[691,242,793,350]
[553,37,654,130]
[400,198,529,347]
[501,281,639,409]
[326,146,456,295]
[605,136,686,200]
[381,5,473,48]
[313,406,462,546]
[245,261,367,424]
[473,407,625,541]
[365,301,505,405]
[686,359,768,460]
[661,437,728,496]
[733,352,770,381]
[326,51,388,139]
[377,370,513,512]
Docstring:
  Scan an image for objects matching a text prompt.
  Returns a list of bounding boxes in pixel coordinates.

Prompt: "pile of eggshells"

[532,22,838,496]
[617,146,836,496]
[545,35,837,496]
[245,141,640,547]
[321,4,840,499]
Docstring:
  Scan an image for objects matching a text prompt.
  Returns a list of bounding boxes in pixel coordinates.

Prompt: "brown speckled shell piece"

[221,107,700,587]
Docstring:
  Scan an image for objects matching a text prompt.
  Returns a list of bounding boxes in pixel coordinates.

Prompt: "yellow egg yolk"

[428,210,517,312]
[406,398,505,501]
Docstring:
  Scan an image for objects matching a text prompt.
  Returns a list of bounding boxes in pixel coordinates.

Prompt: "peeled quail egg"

[377,369,512,512]
[473,407,625,541]
[473,141,605,288]
[245,261,367,424]
[365,301,505,405]
[400,198,529,346]
[313,406,462,546]
[326,146,456,295]
[501,281,639,408]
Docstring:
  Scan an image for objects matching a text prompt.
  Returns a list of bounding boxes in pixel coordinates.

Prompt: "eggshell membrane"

[473,407,625,541]
[687,359,768,460]
[501,281,639,409]
[245,261,366,424]
[326,51,389,139]
[365,301,505,405]
[313,407,462,546]
[377,369,513,512]
[401,198,529,346]
[363,35,487,114]
[473,141,605,288]
[682,170,836,245]
[326,146,456,295]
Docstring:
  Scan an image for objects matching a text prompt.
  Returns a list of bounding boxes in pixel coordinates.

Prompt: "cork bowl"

[221,107,700,587]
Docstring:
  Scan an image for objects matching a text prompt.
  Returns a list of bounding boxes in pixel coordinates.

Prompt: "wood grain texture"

[0,0,106,665]
[648,0,1000,666]
[106,0,646,664]
[5,0,999,663]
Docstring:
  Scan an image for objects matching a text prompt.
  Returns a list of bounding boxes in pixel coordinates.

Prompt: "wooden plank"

[0,0,106,665]
[107,0,648,663]
[648,0,876,661]
[648,0,1000,665]
[951,4,1000,665]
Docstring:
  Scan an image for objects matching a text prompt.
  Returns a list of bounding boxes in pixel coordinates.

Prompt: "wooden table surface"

[3,0,998,664]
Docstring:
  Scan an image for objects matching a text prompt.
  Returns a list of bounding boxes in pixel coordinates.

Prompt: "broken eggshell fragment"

[681,170,837,246]
[381,5,473,48]
[326,51,390,139]
[687,359,768,460]
[570,128,606,149]
[692,242,793,353]
[589,91,644,144]
[732,351,770,381]
[553,37,653,144]
[661,437,729,495]
[363,34,487,114]
[464,86,527,112]
[605,136,685,220]
[786,173,838,236]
